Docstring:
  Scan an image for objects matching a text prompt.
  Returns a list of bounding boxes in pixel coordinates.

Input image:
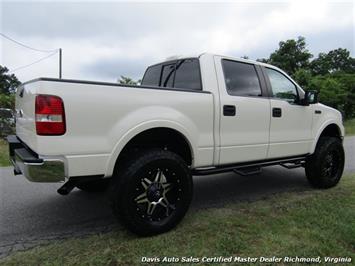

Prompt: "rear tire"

[109,149,193,236]
[305,137,344,188]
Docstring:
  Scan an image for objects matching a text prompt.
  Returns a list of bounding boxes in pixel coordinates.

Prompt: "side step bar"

[192,155,308,176]
[233,167,262,176]
[57,175,105,195]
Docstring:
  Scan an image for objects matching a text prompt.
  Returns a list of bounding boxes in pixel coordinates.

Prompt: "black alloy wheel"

[109,149,193,236]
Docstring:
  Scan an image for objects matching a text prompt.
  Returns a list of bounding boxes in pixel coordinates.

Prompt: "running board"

[280,162,304,169]
[233,166,261,176]
[192,155,308,176]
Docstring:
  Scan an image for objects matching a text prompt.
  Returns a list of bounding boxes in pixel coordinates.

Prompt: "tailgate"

[15,82,38,151]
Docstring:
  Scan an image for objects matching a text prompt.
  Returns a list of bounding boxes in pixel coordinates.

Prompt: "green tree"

[256,58,269,63]
[0,93,15,109]
[264,36,313,76]
[118,76,141,85]
[0,65,21,95]
[310,48,355,75]
[309,75,348,116]
[293,68,312,89]
[256,36,354,119]
[330,73,355,119]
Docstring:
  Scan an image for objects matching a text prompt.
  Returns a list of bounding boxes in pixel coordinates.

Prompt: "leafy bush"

[0,108,15,138]
[0,93,15,110]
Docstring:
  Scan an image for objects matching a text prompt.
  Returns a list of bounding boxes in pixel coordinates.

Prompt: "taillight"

[35,94,66,135]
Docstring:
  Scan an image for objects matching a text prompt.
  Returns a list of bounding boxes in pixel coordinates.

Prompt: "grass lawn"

[1,175,354,266]
[344,119,355,136]
[0,139,10,167]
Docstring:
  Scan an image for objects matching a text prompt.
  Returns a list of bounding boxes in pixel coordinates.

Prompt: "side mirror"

[300,90,319,106]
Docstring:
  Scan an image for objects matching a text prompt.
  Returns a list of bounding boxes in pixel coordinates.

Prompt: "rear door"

[216,58,271,165]
[263,67,313,158]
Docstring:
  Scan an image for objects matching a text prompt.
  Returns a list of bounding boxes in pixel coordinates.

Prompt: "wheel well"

[114,128,193,173]
[319,124,341,139]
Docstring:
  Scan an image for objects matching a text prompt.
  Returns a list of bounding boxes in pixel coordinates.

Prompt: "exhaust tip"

[57,181,75,195]
[14,169,21,175]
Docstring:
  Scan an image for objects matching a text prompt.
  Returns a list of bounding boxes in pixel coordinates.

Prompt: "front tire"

[305,137,345,188]
[109,149,193,236]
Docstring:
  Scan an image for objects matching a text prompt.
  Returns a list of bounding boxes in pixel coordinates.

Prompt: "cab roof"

[161,52,275,69]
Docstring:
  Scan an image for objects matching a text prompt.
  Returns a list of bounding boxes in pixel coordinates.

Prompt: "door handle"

[272,107,282,117]
[223,105,236,116]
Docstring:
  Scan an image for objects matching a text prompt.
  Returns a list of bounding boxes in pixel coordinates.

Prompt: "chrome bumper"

[7,135,65,182]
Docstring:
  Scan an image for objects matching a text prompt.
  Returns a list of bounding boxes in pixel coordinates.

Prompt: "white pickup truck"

[7,53,345,236]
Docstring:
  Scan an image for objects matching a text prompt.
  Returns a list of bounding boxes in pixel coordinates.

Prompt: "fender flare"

[310,120,344,154]
[104,120,196,177]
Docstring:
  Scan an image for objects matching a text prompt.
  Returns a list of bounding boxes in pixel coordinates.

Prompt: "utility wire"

[9,51,58,73]
[0,33,59,53]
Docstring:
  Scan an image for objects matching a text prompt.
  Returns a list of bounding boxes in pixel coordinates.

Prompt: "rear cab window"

[160,63,175,87]
[174,59,201,90]
[141,65,161,86]
[141,58,202,91]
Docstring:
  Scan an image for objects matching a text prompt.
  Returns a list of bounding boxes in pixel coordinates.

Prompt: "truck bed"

[15,78,214,177]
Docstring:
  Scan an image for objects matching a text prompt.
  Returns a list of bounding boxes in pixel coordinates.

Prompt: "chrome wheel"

[134,168,180,221]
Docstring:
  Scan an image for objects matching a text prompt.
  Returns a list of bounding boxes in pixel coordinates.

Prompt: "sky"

[0,0,354,83]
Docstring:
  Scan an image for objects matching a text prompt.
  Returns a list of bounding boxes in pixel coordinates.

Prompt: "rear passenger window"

[222,60,262,97]
[141,65,161,86]
[174,59,202,90]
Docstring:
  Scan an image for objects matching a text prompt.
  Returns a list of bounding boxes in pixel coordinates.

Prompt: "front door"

[263,67,313,158]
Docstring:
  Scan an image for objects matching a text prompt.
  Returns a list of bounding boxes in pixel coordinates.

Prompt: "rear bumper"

[7,135,65,182]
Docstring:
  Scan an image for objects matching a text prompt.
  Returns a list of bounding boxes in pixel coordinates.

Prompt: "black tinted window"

[174,59,201,90]
[160,63,175,87]
[141,65,161,86]
[222,60,262,97]
[142,58,202,90]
